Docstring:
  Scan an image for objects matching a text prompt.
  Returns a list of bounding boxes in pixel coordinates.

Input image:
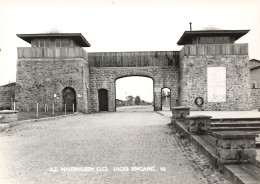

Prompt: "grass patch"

[18,111,74,121]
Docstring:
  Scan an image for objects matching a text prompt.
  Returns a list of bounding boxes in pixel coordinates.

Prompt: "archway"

[98,89,108,111]
[62,87,77,112]
[115,76,154,112]
[161,88,171,110]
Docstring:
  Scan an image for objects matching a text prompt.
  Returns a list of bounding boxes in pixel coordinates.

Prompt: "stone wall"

[16,58,91,113]
[251,88,260,109]
[0,83,16,110]
[179,55,251,110]
[0,110,17,123]
[89,66,179,112]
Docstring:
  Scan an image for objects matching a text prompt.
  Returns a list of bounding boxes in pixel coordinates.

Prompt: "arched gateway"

[89,53,180,112]
[16,29,252,113]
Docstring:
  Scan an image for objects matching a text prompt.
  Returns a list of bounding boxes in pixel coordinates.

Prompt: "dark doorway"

[63,87,76,112]
[98,89,108,111]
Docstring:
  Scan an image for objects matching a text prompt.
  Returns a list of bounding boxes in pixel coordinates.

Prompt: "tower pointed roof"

[177,26,249,45]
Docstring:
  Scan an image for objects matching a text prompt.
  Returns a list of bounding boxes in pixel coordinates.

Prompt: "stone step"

[211,119,260,124]
[224,164,260,184]
[210,127,260,132]
[211,122,260,127]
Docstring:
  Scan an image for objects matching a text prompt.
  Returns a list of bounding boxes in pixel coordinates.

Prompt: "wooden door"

[98,89,108,111]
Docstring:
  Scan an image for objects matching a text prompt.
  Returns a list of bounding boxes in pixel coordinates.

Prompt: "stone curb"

[156,111,172,117]
[0,112,79,132]
[0,123,9,133]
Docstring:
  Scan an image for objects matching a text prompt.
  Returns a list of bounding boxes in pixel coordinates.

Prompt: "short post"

[11,97,13,109]
[44,104,46,112]
[214,132,258,166]
[14,102,16,111]
[186,115,212,134]
[52,103,54,115]
[36,103,39,118]
[65,104,66,115]
[73,104,74,113]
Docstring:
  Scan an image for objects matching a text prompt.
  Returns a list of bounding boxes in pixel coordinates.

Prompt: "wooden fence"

[180,43,248,59]
[88,51,180,67]
[17,47,88,60]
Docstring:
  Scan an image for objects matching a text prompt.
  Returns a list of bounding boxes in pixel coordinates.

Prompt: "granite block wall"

[251,88,260,109]
[0,83,16,110]
[16,58,91,113]
[89,66,179,112]
[179,55,251,110]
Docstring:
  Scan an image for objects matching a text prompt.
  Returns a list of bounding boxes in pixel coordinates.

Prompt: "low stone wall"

[0,110,18,124]
[251,88,260,109]
[0,83,16,110]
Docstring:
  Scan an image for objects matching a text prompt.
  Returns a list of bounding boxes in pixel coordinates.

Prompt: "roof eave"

[177,30,250,45]
[16,33,91,47]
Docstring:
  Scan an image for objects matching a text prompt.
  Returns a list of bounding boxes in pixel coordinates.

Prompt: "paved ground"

[0,109,230,184]
[116,105,154,112]
[116,105,170,112]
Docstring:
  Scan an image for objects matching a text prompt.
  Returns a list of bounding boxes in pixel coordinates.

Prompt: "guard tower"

[177,26,251,110]
[16,33,91,113]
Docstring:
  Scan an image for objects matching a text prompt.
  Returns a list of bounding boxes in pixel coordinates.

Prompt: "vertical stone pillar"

[171,106,190,125]
[214,132,258,165]
[186,115,212,134]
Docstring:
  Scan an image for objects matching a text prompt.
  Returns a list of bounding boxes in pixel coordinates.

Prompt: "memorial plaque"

[207,67,226,102]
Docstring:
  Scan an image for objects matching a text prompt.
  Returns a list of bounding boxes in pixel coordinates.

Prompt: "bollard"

[65,104,66,115]
[14,102,16,111]
[36,103,39,118]
[73,104,74,113]
[52,103,54,115]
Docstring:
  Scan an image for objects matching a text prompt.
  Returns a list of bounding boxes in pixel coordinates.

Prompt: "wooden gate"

[98,89,108,111]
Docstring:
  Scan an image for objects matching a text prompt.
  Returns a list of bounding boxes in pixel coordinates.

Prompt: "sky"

[0,0,260,88]
[116,76,153,101]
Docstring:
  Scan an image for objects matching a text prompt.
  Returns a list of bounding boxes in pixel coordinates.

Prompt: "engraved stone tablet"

[207,67,226,102]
